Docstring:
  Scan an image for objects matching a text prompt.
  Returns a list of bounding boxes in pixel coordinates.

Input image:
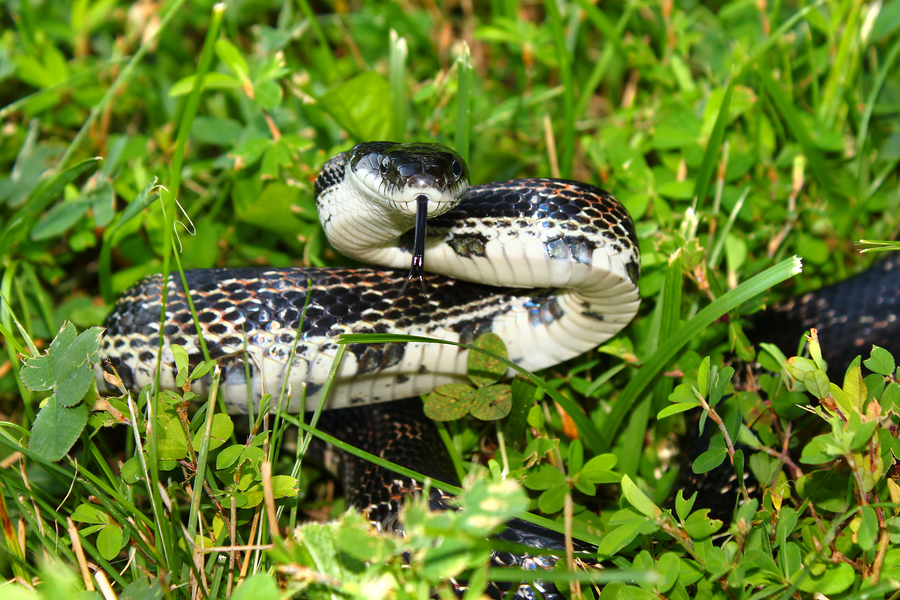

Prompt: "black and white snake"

[98,142,642,412]
[96,141,900,598]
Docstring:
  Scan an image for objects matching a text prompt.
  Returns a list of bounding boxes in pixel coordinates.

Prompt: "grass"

[2,1,900,598]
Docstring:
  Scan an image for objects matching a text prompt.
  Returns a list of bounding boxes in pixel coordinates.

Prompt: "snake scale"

[96,141,900,598]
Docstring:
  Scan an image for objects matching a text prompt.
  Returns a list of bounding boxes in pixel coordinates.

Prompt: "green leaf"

[216,445,244,470]
[460,479,530,534]
[794,562,855,594]
[621,475,661,518]
[31,198,91,240]
[20,322,102,406]
[858,506,879,551]
[655,552,681,594]
[215,38,250,82]
[691,436,727,474]
[1,157,102,254]
[269,475,299,499]
[319,72,393,141]
[580,453,620,484]
[29,398,90,461]
[674,490,696,522]
[657,402,698,419]
[865,346,896,376]
[795,471,850,513]
[683,509,722,539]
[192,413,234,451]
[168,72,243,97]
[538,484,567,514]
[523,464,566,490]
[799,434,840,464]
[470,384,511,420]
[191,116,243,146]
[97,525,127,561]
[595,512,646,557]
[71,503,108,524]
[253,79,282,111]
[424,384,474,421]
[468,333,509,387]
[230,574,280,600]
[336,514,398,563]
[229,138,271,170]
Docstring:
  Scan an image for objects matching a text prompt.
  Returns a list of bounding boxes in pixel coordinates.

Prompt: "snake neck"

[317,176,416,263]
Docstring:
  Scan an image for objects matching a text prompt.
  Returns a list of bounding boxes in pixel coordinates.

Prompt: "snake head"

[347,141,470,223]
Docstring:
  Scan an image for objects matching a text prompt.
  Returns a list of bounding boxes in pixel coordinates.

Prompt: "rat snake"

[96,141,900,598]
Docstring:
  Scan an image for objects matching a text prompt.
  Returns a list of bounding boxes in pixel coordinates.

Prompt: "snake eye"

[380,160,390,176]
[452,159,463,179]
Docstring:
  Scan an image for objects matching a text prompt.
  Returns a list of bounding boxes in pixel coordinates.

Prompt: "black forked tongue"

[394,194,430,302]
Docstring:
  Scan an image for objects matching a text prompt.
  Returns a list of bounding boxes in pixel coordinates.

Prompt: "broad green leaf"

[595,511,646,557]
[857,506,878,551]
[799,434,839,464]
[269,475,299,499]
[336,513,399,563]
[20,323,101,406]
[794,562,854,594]
[215,38,250,82]
[655,552,681,593]
[319,72,393,141]
[795,471,850,513]
[523,464,567,490]
[230,574,280,600]
[581,453,620,484]
[253,79,282,111]
[538,484,567,514]
[460,479,530,534]
[865,345,895,375]
[468,333,508,387]
[691,435,727,474]
[621,475,661,518]
[424,384,474,421]
[70,503,108,524]
[97,525,127,561]
[470,384,511,420]
[658,402,697,419]
[31,198,91,240]
[683,510,722,539]
[29,398,90,461]
[192,413,234,451]
[675,490,696,522]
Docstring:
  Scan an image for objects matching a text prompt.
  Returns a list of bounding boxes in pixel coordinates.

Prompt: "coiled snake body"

[98,142,642,413]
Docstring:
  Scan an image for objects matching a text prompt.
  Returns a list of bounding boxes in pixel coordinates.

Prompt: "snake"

[97,141,642,413]
[96,141,642,598]
[96,141,900,597]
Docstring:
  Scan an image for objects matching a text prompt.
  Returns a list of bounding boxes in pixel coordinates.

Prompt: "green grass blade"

[694,77,735,209]
[389,29,408,142]
[545,0,574,179]
[856,37,900,178]
[597,256,803,451]
[455,42,472,162]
